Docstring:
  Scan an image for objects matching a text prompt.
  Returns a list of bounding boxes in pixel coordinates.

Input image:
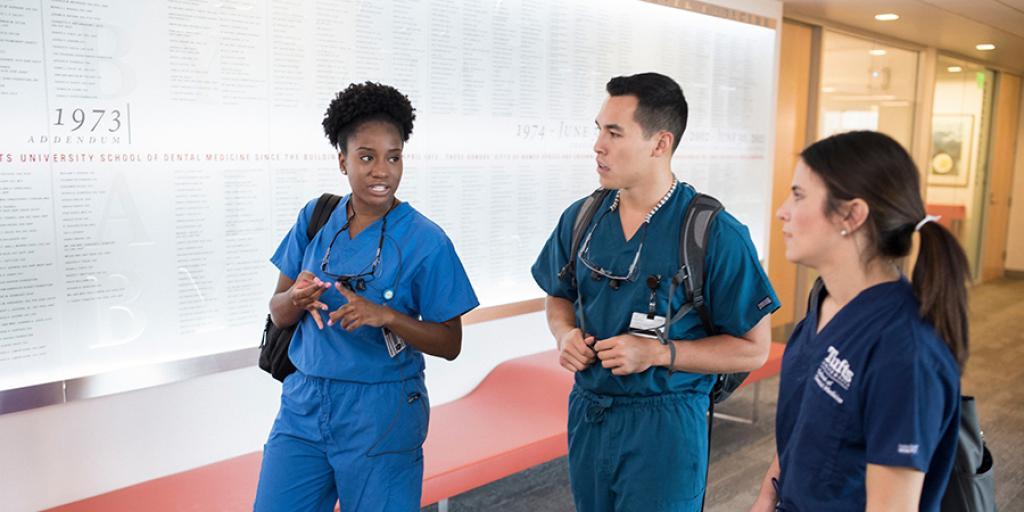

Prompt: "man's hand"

[288,271,331,329]
[594,334,666,376]
[558,327,596,373]
[328,282,396,331]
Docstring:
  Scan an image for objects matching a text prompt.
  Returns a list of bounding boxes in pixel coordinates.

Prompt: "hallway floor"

[423,277,1024,511]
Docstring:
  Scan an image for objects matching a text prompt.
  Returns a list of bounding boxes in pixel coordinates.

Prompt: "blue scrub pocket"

[279,372,318,417]
[798,380,850,494]
[366,380,430,457]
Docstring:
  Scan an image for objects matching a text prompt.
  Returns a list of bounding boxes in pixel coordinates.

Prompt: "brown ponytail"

[800,131,970,371]
[912,221,970,370]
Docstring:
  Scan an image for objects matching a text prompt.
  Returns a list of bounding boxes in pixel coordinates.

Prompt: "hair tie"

[915,214,941,232]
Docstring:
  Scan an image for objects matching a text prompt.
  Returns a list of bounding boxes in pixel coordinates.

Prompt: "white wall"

[0,0,785,509]
[0,312,555,512]
[1006,86,1024,272]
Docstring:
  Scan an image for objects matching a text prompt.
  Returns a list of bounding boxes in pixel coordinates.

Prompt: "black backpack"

[941,396,997,512]
[259,193,342,382]
[558,187,747,403]
[806,278,997,512]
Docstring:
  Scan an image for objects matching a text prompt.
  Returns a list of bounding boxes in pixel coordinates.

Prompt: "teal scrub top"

[271,195,479,383]
[531,182,779,396]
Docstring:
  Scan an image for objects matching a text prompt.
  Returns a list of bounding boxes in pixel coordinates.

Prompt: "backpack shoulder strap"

[558,188,611,284]
[679,193,723,335]
[307,193,342,240]
[807,276,826,316]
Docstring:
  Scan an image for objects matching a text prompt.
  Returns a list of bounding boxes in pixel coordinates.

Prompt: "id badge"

[382,327,407,358]
[628,312,666,339]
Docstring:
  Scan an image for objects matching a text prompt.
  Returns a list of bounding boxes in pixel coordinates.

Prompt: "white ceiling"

[783,0,1024,74]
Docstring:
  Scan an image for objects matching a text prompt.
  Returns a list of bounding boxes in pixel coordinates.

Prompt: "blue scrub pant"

[254,371,429,512]
[568,387,709,512]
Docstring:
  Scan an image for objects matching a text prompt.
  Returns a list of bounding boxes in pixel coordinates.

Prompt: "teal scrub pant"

[568,387,710,512]
[254,372,429,512]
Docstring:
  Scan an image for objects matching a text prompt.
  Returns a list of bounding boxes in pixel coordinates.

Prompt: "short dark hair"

[322,81,416,153]
[606,72,688,151]
[801,130,970,371]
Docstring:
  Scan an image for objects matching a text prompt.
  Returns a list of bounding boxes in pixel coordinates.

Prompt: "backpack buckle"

[671,265,688,287]
[692,291,705,309]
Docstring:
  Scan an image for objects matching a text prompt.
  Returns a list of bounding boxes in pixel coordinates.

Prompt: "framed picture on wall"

[928,114,974,187]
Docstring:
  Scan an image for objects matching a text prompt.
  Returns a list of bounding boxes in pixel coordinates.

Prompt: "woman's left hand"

[328,282,396,331]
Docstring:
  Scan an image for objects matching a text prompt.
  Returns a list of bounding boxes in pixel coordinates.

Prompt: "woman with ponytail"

[750,131,967,512]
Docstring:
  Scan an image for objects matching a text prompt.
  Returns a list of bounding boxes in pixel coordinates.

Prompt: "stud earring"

[840,229,849,237]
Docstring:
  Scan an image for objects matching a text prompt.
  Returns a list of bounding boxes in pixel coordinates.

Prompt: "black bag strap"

[307,193,342,240]
[670,193,722,333]
[558,188,611,286]
[807,277,826,317]
[669,192,720,512]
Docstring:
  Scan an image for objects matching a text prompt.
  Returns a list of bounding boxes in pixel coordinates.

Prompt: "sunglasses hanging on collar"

[320,199,397,291]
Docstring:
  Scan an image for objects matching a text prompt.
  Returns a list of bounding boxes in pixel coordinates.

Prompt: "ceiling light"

[874,13,899,21]
[976,43,996,51]
[821,87,836,93]
[869,49,887,56]
[947,66,963,73]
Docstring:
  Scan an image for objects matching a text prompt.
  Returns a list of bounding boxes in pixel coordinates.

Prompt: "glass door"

[926,56,995,280]
[818,30,920,148]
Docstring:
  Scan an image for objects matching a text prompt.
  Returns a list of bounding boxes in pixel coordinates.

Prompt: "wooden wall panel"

[768,21,813,332]
[981,73,1022,281]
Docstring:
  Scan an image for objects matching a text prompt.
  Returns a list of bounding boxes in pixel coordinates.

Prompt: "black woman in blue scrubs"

[752,131,968,512]
[254,82,479,511]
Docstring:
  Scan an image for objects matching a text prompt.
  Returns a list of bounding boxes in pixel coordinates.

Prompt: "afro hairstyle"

[321,81,416,153]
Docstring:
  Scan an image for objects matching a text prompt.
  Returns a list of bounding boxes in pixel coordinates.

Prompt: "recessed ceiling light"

[874,13,900,21]
[976,43,996,51]
[869,49,887,56]
[947,66,963,73]
[821,87,836,93]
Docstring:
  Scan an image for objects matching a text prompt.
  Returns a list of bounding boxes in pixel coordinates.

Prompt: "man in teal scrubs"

[532,72,779,511]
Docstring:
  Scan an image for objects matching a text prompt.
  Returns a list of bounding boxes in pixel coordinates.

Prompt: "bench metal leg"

[711,381,762,425]
[751,380,761,424]
[711,411,755,424]
[438,498,450,512]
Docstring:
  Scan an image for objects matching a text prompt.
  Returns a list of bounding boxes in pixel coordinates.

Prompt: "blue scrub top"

[271,195,479,383]
[775,278,960,512]
[531,182,779,397]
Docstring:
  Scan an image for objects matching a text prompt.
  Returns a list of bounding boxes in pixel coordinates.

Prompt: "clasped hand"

[327,282,395,331]
[289,271,394,330]
[559,329,665,376]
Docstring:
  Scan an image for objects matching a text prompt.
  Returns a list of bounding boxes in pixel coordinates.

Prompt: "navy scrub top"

[271,195,479,383]
[776,278,960,511]
[531,182,779,397]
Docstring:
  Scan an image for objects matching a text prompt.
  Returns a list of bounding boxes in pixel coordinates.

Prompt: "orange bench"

[46,351,572,512]
[421,350,573,508]
[47,343,786,511]
[715,340,786,424]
